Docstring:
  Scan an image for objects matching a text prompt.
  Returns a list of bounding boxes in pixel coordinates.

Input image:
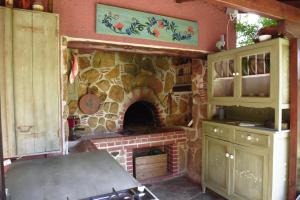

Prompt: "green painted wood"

[0,7,16,158]
[231,145,268,200]
[96,4,198,46]
[203,136,231,195]
[202,121,289,200]
[13,9,35,155]
[207,38,290,131]
[12,9,60,156]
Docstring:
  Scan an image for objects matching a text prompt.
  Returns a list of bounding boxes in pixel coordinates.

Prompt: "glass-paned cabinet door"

[211,58,235,97]
[240,51,271,98]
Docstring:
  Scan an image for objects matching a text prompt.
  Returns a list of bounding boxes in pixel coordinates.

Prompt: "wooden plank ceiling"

[176,0,300,24]
[279,0,300,8]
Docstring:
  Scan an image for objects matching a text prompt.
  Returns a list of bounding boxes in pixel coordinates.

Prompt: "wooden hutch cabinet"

[202,38,289,200]
[0,7,61,157]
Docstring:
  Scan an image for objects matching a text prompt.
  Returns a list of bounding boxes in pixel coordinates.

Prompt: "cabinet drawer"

[235,131,269,148]
[203,123,234,141]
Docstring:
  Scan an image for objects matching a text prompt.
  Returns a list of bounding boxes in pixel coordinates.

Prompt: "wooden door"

[13,9,35,155]
[0,7,16,158]
[208,54,237,103]
[203,136,231,195]
[32,12,60,152]
[236,45,274,104]
[13,9,60,155]
[230,144,268,200]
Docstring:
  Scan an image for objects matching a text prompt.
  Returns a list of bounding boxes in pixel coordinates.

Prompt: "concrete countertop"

[5,150,139,200]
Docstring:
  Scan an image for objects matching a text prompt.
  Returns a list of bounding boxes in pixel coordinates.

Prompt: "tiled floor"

[148,176,226,200]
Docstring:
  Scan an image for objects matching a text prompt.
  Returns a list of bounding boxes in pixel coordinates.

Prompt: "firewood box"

[134,153,167,180]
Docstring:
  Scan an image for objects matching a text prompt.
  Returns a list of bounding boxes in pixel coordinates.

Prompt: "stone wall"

[186,59,208,183]
[64,50,192,135]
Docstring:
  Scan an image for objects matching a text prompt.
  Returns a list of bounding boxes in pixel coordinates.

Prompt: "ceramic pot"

[32,0,44,11]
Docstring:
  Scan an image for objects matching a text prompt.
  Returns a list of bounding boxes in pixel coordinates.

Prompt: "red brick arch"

[118,87,166,130]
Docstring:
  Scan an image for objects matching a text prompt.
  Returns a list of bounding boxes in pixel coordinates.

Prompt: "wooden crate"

[135,154,167,180]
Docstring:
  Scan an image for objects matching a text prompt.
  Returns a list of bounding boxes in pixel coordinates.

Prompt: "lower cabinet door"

[204,136,231,195]
[231,144,268,200]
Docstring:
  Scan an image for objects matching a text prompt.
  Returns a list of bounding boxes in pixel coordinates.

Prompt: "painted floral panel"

[96,4,199,46]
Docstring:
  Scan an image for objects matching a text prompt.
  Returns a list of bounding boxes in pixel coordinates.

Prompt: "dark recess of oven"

[123,101,159,133]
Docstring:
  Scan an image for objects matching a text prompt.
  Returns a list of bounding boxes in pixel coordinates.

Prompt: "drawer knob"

[236,72,239,76]
[247,135,252,141]
[213,128,218,133]
[225,153,230,158]
[230,154,234,159]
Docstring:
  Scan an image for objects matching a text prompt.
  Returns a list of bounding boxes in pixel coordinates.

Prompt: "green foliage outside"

[236,15,278,47]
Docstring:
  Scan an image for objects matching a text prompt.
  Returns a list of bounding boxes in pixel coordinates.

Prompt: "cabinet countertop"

[203,120,290,133]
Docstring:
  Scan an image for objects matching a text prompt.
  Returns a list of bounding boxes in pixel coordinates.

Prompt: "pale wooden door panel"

[32,12,60,152]
[231,145,268,200]
[12,10,35,155]
[204,136,231,195]
[0,7,16,158]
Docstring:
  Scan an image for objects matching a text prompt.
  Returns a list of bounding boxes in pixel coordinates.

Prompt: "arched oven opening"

[123,101,159,134]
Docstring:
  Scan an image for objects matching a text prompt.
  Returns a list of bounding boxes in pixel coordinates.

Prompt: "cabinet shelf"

[242,73,270,79]
[173,84,192,92]
[214,77,234,81]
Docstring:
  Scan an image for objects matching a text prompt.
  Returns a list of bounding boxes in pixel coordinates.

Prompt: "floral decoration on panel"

[101,11,194,41]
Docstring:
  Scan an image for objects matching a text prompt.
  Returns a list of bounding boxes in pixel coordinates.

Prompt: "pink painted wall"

[53,0,236,51]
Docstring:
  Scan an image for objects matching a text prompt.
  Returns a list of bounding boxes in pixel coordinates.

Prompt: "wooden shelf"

[242,73,270,79]
[214,76,234,81]
[174,83,192,87]
[173,84,192,92]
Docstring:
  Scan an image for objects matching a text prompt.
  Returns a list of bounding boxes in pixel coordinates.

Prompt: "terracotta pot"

[14,0,31,9]
[257,26,279,37]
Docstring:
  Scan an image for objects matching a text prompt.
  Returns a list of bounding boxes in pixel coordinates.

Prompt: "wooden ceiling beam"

[176,0,300,24]
[67,41,208,59]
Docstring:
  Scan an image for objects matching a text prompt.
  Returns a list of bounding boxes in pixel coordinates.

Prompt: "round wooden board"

[79,93,100,115]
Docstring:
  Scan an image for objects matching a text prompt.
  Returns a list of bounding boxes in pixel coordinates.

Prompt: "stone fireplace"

[63,49,197,179]
[65,50,192,134]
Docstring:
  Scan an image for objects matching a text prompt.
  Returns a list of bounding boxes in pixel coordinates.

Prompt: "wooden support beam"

[288,38,300,200]
[176,0,300,25]
[279,21,300,39]
[67,40,208,59]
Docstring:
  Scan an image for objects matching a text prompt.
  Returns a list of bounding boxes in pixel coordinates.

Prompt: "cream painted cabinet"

[202,121,289,200]
[209,53,237,102]
[231,144,268,200]
[0,7,60,157]
[204,136,231,195]
[208,39,289,130]
[208,38,289,105]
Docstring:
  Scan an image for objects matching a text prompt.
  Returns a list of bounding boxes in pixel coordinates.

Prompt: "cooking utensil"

[79,86,100,115]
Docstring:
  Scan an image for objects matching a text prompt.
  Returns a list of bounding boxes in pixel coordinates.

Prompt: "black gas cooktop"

[81,187,159,200]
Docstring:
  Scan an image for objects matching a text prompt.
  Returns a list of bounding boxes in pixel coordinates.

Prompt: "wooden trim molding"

[64,36,209,59]
[288,38,300,200]
[0,102,5,200]
[176,0,300,25]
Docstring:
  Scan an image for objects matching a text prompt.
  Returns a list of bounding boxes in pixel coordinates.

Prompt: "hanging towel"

[69,54,79,84]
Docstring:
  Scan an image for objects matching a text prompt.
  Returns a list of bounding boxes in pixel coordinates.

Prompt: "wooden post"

[288,38,300,200]
[0,101,5,200]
